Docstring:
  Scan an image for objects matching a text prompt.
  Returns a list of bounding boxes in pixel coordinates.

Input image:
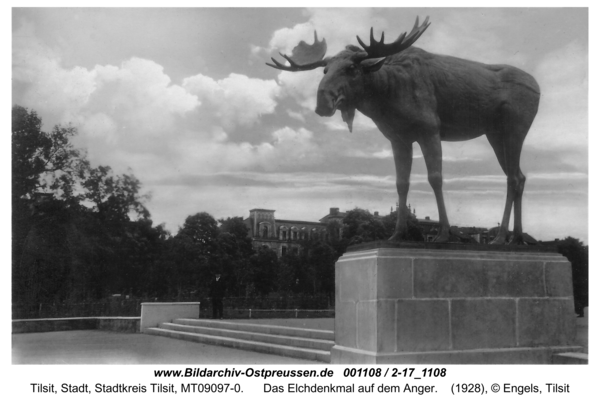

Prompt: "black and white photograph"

[8,3,592,400]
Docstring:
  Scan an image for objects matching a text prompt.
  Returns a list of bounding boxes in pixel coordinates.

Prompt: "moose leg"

[487,128,527,245]
[389,140,413,241]
[419,134,450,242]
[486,133,511,244]
[511,168,526,244]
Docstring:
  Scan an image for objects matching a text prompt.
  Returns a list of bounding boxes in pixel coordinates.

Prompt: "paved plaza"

[12,318,333,365]
[12,317,586,365]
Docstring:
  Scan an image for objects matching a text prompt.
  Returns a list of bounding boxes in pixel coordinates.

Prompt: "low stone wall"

[12,317,140,334]
[140,302,199,332]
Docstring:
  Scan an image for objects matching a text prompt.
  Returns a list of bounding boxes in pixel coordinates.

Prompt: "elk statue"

[267,17,540,244]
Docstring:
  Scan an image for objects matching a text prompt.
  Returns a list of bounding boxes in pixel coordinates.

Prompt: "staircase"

[145,319,334,363]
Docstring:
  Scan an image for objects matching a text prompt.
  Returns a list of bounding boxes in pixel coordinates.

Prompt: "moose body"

[268,18,540,244]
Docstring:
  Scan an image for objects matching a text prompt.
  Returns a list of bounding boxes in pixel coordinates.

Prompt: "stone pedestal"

[331,244,581,364]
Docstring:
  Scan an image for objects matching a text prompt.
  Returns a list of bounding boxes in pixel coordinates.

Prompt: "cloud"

[345,149,393,159]
[530,41,588,154]
[183,72,281,130]
[286,109,306,122]
[169,126,323,176]
[13,21,201,173]
[90,58,199,134]
[12,21,98,124]
[423,10,525,65]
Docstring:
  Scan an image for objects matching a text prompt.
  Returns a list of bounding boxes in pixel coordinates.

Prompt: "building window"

[262,226,268,238]
[282,246,288,256]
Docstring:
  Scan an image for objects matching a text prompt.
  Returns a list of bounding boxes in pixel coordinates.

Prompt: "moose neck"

[355,53,431,142]
[357,66,407,124]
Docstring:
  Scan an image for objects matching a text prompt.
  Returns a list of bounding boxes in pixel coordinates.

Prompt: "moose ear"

[360,57,386,73]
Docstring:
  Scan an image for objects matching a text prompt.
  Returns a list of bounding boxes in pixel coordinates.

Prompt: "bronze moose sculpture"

[267,17,540,244]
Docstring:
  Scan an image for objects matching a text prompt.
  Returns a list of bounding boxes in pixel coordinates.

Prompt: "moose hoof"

[508,234,525,245]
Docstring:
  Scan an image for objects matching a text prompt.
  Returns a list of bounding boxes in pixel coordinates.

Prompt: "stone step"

[552,352,589,365]
[146,327,330,363]
[160,322,334,351]
[173,318,335,341]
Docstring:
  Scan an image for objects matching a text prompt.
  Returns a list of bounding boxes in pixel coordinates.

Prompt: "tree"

[342,208,387,245]
[12,105,163,312]
[81,165,149,222]
[12,105,87,203]
[178,213,220,253]
[249,247,279,296]
[307,241,337,297]
[219,216,251,240]
[168,213,222,298]
[216,217,255,296]
[556,237,588,316]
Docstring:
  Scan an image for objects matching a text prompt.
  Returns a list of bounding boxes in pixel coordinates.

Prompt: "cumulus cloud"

[268,8,386,56]
[90,58,199,135]
[12,21,98,124]
[183,72,281,130]
[170,126,323,176]
[12,19,290,179]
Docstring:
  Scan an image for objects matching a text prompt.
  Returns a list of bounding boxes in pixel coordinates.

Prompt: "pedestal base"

[332,245,581,364]
[331,345,581,365]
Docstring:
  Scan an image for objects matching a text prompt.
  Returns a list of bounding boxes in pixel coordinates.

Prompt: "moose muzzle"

[315,88,344,117]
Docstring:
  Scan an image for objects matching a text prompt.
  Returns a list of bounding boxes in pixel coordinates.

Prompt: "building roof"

[319,212,347,222]
[274,219,325,227]
[417,217,439,225]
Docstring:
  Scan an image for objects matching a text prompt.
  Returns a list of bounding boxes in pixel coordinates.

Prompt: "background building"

[244,208,330,257]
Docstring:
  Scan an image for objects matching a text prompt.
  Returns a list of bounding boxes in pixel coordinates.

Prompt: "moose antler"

[357,16,431,58]
[266,31,328,71]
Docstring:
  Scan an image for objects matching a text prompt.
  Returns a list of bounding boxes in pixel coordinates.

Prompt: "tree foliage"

[556,237,589,315]
[12,106,163,309]
[339,207,422,246]
[12,106,88,205]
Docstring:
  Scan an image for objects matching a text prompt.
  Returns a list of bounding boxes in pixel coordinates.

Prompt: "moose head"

[267,17,430,132]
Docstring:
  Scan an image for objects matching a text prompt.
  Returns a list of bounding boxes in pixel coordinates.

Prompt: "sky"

[11,7,589,243]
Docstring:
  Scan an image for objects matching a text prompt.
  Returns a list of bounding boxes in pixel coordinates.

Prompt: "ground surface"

[12,330,318,365]
[12,317,587,364]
